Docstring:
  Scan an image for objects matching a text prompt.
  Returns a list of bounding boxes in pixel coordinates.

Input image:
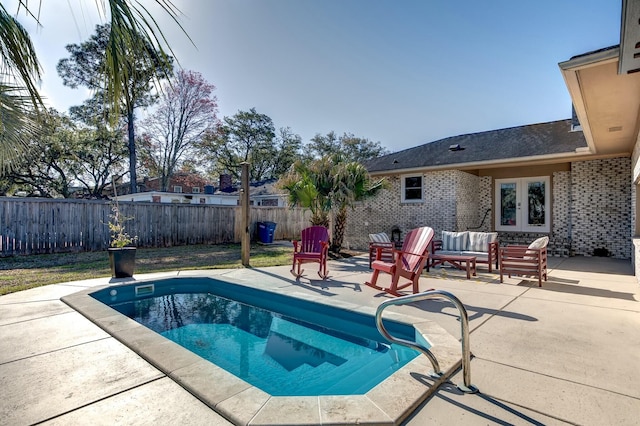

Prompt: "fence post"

[241,162,251,266]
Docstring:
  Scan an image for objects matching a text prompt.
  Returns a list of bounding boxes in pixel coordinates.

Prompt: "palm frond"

[0,83,40,174]
[0,4,43,109]
[105,0,192,115]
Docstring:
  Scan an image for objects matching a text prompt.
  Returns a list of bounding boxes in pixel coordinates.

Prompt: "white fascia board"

[558,50,619,155]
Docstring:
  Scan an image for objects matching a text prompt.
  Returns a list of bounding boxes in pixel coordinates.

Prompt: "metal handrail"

[375,290,478,393]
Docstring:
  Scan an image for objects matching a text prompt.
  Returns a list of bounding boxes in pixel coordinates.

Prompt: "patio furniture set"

[291,225,549,297]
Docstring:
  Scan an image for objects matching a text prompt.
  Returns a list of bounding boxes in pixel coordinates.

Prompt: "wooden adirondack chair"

[291,226,330,279]
[365,226,435,296]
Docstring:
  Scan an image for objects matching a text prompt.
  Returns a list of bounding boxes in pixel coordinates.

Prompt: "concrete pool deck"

[1,255,639,425]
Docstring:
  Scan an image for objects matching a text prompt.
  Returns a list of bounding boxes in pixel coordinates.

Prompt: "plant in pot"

[107,202,138,278]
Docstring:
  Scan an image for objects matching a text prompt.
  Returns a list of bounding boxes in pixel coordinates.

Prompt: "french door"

[495,177,550,233]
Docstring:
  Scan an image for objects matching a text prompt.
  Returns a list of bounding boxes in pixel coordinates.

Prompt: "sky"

[7,0,622,153]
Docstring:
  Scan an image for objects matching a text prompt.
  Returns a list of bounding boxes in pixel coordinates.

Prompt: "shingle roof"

[365,119,588,173]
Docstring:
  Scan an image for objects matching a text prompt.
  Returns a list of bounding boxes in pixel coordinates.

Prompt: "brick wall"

[455,171,480,231]
[345,170,483,250]
[475,176,493,232]
[570,158,631,259]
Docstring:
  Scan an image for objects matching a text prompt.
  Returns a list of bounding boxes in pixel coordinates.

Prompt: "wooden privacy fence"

[0,197,311,257]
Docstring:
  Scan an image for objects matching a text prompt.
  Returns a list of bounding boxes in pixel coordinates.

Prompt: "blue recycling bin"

[258,221,277,243]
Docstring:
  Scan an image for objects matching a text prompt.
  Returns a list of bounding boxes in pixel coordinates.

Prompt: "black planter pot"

[108,247,137,278]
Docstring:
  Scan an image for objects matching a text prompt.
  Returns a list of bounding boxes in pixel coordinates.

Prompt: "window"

[173,185,182,193]
[192,187,200,193]
[401,175,423,202]
[495,176,550,233]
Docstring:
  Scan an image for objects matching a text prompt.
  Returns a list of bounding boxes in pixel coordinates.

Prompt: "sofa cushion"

[461,251,489,261]
[468,232,498,252]
[441,231,469,251]
[369,232,391,243]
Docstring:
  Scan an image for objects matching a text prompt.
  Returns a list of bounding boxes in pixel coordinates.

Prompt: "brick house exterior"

[342,120,633,261]
[344,156,632,259]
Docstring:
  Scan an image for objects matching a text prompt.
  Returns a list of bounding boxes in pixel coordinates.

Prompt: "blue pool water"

[91,278,420,396]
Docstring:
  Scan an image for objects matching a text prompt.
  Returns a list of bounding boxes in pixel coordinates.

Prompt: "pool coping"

[62,275,463,426]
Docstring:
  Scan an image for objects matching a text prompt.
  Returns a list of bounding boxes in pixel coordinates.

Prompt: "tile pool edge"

[62,275,462,425]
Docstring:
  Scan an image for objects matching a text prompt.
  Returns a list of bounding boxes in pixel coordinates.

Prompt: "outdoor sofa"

[429,230,499,272]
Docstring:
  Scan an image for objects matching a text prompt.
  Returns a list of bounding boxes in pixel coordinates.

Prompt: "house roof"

[365,119,588,174]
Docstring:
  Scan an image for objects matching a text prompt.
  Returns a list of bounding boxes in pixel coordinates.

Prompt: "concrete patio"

[1,254,639,425]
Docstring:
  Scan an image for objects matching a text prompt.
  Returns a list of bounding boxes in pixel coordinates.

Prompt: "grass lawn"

[0,243,295,296]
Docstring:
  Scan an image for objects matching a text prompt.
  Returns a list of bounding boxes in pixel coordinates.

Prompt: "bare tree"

[138,70,218,191]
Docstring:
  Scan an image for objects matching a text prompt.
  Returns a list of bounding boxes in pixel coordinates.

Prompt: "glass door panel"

[499,182,517,228]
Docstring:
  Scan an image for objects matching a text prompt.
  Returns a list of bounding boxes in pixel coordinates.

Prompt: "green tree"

[5,109,77,197]
[202,110,305,182]
[69,125,129,198]
[5,108,128,198]
[309,131,389,162]
[202,108,276,181]
[58,23,173,194]
[0,0,187,175]
[271,127,308,177]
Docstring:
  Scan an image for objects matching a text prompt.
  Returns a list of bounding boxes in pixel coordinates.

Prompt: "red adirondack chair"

[365,226,435,296]
[291,226,330,279]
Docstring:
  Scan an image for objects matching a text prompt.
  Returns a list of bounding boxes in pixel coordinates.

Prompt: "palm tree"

[330,160,385,253]
[0,0,188,174]
[279,155,385,252]
[278,159,333,227]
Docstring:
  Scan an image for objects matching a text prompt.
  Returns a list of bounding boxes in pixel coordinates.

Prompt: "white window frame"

[173,185,182,193]
[401,174,424,203]
[192,187,201,193]
[495,176,550,233]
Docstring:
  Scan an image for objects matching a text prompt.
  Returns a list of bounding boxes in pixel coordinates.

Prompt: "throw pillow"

[441,231,469,251]
[468,232,498,252]
[369,232,391,243]
[528,236,549,250]
[524,236,549,260]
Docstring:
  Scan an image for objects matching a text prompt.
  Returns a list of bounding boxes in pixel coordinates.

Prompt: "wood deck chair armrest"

[431,239,443,252]
[292,240,299,251]
[374,245,395,261]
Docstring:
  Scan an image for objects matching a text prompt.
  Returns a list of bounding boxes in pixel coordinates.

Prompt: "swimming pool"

[63,272,462,425]
[91,278,420,396]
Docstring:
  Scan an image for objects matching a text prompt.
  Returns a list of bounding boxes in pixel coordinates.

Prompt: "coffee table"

[429,253,477,279]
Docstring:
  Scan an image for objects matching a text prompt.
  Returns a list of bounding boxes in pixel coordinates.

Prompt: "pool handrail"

[375,289,478,393]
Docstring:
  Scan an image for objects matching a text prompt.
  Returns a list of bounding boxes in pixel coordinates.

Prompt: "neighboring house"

[345,2,640,280]
[112,172,211,196]
[114,175,288,207]
[115,190,239,205]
